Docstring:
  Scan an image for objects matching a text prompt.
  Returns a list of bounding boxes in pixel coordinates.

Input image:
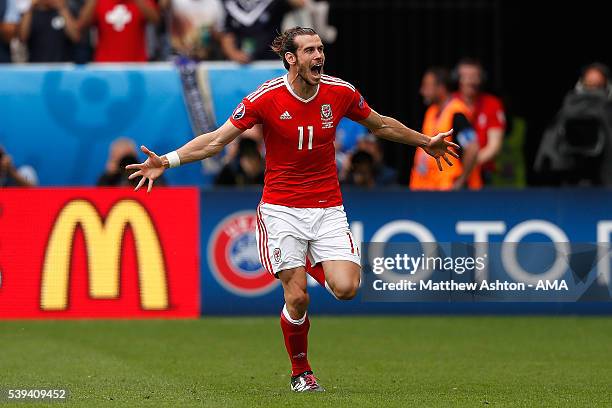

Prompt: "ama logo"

[208,211,278,296]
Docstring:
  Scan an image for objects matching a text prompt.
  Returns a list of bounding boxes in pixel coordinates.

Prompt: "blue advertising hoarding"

[0,63,202,186]
[200,188,612,315]
[0,62,365,187]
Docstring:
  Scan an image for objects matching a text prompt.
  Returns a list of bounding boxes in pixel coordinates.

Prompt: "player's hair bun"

[271,27,318,70]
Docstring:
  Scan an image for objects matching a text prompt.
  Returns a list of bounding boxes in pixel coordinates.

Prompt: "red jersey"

[230,74,372,208]
[93,0,155,62]
[456,92,506,171]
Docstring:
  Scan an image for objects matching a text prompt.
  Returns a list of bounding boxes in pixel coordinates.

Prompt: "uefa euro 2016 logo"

[232,103,246,120]
[208,212,278,296]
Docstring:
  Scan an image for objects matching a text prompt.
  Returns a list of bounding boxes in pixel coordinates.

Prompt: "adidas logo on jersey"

[280,111,292,120]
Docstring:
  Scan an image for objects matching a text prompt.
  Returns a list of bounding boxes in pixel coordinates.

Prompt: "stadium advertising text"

[362,241,610,302]
[0,189,200,318]
[197,189,612,313]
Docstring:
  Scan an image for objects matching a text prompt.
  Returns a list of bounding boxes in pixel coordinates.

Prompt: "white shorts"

[255,202,361,277]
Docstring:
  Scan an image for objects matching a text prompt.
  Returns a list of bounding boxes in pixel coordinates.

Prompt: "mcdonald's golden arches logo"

[40,199,168,311]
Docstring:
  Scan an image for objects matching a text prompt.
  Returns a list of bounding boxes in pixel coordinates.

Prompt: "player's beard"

[297,58,322,86]
[298,69,315,87]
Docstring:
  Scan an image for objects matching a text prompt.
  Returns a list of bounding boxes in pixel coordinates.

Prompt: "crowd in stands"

[0,0,334,63]
[1,0,611,189]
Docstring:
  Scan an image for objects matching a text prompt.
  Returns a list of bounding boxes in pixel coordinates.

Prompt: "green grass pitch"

[1,316,611,407]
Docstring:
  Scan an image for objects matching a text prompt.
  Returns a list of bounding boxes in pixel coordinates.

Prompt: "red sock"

[305,258,326,287]
[280,305,311,376]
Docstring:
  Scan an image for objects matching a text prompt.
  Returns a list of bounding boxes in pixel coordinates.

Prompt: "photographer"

[98,137,166,187]
[535,63,612,186]
[345,150,376,188]
[214,137,264,186]
[0,147,38,187]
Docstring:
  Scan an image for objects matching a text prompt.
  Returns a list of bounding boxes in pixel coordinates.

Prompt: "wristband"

[166,151,181,168]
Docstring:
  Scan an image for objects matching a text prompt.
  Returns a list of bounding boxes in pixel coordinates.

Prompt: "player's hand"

[125,145,165,193]
[423,129,461,171]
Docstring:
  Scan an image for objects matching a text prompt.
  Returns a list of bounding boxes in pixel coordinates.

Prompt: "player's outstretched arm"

[359,110,460,171]
[172,119,244,164]
[126,120,244,192]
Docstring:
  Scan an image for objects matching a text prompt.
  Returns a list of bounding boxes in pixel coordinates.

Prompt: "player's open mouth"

[311,64,323,76]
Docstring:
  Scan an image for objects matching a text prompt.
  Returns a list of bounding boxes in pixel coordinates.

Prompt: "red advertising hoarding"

[0,188,199,318]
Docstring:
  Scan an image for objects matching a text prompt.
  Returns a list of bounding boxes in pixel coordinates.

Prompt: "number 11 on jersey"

[298,126,314,150]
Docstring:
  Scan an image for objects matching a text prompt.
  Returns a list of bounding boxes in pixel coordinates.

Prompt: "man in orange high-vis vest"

[410,67,481,190]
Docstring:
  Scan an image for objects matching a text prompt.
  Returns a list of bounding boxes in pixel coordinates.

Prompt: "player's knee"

[286,288,309,310]
[333,282,358,300]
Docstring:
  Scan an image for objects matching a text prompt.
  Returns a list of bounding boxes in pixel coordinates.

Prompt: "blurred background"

[1,0,612,317]
[2,0,612,188]
[2,3,611,402]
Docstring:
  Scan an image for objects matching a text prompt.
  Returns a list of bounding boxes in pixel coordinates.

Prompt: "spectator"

[168,0,224,60]
[217,124,263,166]
[219,0,304,63]
[0,0,19,62]
[410,67,480,191]
[281,0,336,43]
[19,0,80,62]
[455,58,506,184]
[69,0,93,63]
[0,146,38,187]
[78,0,160,62]
[215,137,264,185]
[334,118,367,180]
[146,0,170,60]
[98,137,166,186]
[335,117,367,153]
[354,134,397,185]
[345,150,376,188]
